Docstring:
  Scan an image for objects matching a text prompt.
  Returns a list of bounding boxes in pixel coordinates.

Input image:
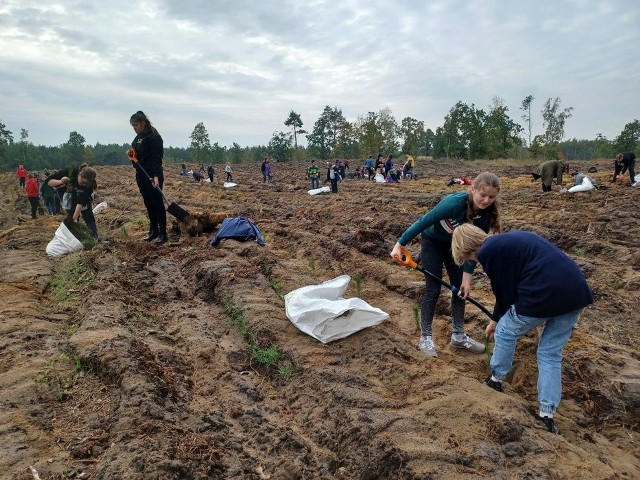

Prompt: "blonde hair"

[451,223,489,266]
[466,172,501,233]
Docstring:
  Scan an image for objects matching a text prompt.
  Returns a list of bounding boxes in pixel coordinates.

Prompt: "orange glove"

[127,148,137,162]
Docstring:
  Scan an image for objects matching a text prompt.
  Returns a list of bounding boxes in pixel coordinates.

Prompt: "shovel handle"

[394,245,418,268]
[127,148,137,162]
[394,246,494,320]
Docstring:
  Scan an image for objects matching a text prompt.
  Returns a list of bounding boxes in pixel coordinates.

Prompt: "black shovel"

[393,245,494,320]
[128,149,191,222]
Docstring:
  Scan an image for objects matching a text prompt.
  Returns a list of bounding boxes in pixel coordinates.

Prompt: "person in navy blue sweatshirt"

[390,172,501,358]
[451,224,593,434]
[129,111,167,244]
[611,151,636,185]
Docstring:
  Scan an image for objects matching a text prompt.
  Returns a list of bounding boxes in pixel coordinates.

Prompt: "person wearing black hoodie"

[129,111,167,244]
[611,151,636,185]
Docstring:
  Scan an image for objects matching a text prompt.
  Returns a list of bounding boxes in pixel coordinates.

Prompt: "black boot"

[154,231,168,245]
[143,230,158,241]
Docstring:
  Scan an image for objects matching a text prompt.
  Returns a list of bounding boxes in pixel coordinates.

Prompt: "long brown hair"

[130,110,159,135]
[466,171,501,233]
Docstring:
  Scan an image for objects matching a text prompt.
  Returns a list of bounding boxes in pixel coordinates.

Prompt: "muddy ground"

[0,158,638,480]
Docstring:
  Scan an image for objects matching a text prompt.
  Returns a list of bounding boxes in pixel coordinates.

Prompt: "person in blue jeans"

[451,224,593,434]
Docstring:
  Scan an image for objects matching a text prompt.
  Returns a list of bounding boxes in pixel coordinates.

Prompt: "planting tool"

[127,148,191,222]
[393,245,494,320]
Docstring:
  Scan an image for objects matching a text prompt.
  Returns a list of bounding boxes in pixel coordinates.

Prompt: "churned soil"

[0,158,638,480]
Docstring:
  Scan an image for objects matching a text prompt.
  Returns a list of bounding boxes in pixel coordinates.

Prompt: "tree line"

[1,96,638,172]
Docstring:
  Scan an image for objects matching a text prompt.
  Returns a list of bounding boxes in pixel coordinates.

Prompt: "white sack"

[374,173,386,183]
[223,182,238,188]
[92,201,108,214]
[308,186,331,195]
[284,275,389,343]
[633,174,640,188]
[568,177,594,193]
[46,222,84,257]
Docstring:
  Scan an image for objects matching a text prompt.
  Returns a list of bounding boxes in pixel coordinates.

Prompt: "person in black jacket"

[452,224,593,434]
[46,163,98,238]
[611,151,636,185]
[129,111,167,244]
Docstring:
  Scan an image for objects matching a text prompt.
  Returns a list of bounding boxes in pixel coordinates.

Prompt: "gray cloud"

[1,0,639,148]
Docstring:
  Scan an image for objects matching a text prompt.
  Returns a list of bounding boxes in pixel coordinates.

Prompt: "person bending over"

[451,224,593,434]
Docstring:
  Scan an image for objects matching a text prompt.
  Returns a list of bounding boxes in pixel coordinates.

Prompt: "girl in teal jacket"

[390,172,501,357]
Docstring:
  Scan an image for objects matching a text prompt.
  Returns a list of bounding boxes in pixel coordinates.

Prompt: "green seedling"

[352,273,364,297]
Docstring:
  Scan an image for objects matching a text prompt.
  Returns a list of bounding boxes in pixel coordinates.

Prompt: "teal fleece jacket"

[397,192,493,273]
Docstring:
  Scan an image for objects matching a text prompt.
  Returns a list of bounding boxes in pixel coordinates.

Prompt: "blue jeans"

[491,305,581,415]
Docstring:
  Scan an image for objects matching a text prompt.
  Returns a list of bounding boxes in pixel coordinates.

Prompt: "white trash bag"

[92,201,108,214]
[568,176,594,193]
[284,275,389,343]
[308,186,331,195]
[46,222,84,257]
[223,182,238,188]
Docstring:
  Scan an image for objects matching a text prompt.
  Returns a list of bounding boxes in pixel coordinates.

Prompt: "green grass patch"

[221,295,295,381]
[36,351,93,401]
[269,278,285,300]
[49,252,97,303]
[249,345,281,366]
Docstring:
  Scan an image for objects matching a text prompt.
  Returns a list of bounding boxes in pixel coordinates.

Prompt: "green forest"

[1,97,638,172]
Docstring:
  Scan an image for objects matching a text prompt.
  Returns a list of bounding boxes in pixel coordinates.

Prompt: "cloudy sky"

[1,0,638,149]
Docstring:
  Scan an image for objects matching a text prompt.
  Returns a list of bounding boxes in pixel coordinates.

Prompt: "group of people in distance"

[531,151,637,192]
[390,169,595,435]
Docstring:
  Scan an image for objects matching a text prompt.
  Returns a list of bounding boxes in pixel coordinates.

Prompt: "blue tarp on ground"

[209,216,265,246]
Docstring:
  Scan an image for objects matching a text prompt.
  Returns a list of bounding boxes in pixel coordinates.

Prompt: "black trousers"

[136,172,166,233]
[28,197,39,218]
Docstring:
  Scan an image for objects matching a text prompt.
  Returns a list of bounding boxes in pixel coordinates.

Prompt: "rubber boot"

[154,230,168,245]
[143,230,158,241]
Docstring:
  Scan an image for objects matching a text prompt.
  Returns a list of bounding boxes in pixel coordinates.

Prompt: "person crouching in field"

[451,224,593,434]
[611,151,636,185]
[46,163,98,238]
[531,160,568,192]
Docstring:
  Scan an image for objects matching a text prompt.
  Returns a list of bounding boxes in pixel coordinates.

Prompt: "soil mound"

[1,159,638,479]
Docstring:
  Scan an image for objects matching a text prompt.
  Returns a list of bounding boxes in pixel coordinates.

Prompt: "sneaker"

[418,336,437,357]
[538,416,559,434]
[451,333,485,353]
[485,376,503,392]
[143,231,158,241]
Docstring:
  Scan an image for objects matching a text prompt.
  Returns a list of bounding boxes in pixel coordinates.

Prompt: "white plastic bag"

[92,201,108,214]
[568,176,594,193]
[308,186,330,195]
[374,173,386,183]
[284,275,389,343]
[223,182,238,188]
[46,222,84,257]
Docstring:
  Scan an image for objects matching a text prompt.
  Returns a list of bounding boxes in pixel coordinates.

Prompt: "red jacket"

[16,166,27,178]
[25,178,39,197]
